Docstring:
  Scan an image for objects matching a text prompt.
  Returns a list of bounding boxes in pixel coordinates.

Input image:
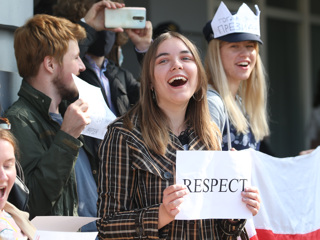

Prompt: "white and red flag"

[248,147,320,239]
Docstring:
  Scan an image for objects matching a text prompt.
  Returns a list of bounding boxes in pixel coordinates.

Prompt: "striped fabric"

[97,114,248,240]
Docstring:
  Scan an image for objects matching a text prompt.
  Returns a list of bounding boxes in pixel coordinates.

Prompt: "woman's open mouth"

[168,76,187,87]
[237,61,249,67]
[0,187,6,198]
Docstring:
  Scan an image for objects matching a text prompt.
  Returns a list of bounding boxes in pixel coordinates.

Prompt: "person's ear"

[43,56,56,74]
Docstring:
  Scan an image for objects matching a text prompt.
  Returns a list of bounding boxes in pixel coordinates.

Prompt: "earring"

[192,92,204,102]
[151,88,157,103]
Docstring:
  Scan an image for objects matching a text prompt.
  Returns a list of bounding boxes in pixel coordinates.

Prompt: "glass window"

[267,18,302,157]
[311,25,320,105]
[310,0,320,15]
[266,0,298,11]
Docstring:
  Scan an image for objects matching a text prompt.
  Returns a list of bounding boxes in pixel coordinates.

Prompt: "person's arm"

[78,1,125,58]
[207,89,227,132]
[126,20,153,52]
[7,115,81,218]
[6,98,89,218]
[97,124,162,239]
[126,20,153,65]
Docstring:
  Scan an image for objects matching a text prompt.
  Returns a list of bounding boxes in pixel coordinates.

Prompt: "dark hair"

[153,21,181,39]
[53,0,96,23]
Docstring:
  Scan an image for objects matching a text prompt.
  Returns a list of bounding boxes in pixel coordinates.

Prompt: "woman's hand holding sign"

[242,186,261,216]
[158,184,189,229]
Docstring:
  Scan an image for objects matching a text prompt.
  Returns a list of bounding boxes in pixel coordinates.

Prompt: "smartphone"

[104,7,146,29]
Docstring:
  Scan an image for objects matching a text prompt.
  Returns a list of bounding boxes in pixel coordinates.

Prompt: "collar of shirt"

[84,54,117,115]
[85,54,108,76]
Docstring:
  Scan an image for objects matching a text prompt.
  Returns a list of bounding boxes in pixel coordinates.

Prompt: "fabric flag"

[246,147,320,239]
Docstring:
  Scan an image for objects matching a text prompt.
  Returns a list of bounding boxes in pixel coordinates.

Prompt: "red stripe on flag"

[250,234,259,240]
[256,229,320,240]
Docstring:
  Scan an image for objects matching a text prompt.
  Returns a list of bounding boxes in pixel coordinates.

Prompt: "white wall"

[0,0,33,112]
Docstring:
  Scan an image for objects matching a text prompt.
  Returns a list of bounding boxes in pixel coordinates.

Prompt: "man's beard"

[52,74,79,101]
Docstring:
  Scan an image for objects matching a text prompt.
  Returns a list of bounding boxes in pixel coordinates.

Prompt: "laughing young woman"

[0,129,36,239]
[97,31,261,240]
[203,2,269,151]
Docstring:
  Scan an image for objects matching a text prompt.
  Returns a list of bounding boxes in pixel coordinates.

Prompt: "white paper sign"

[31,216,99,240]
[176,150,252,220]
[211,2,260,38]
[72,74,116,139]
[31,216,99,232]
[33,230,98,240]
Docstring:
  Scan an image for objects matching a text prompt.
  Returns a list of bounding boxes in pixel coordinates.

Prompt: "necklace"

[178,126,191,145]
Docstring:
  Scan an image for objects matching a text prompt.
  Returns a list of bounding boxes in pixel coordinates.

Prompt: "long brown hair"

[125,31,221,155]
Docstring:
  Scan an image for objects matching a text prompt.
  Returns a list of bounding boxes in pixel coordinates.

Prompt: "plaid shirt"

[97,114,248,240]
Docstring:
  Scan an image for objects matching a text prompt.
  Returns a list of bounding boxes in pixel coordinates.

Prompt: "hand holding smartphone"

[105,7,146,29]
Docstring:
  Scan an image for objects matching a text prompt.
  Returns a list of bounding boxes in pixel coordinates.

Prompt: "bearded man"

[5,14,95,221]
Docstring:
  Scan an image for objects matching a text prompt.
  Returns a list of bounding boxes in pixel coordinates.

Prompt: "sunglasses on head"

[0,117,11,130]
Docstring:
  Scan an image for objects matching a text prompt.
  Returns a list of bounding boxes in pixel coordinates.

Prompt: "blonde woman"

[203,1,269,150]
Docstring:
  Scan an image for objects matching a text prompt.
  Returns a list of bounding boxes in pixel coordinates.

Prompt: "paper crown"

[211,1,261,39]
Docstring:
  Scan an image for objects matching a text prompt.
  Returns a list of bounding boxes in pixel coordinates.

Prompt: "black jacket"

[5,81,98,218]
[79,58,140,117]
[78,21,140,117]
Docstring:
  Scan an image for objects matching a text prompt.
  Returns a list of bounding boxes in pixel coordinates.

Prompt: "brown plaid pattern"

[97,115,248,240]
